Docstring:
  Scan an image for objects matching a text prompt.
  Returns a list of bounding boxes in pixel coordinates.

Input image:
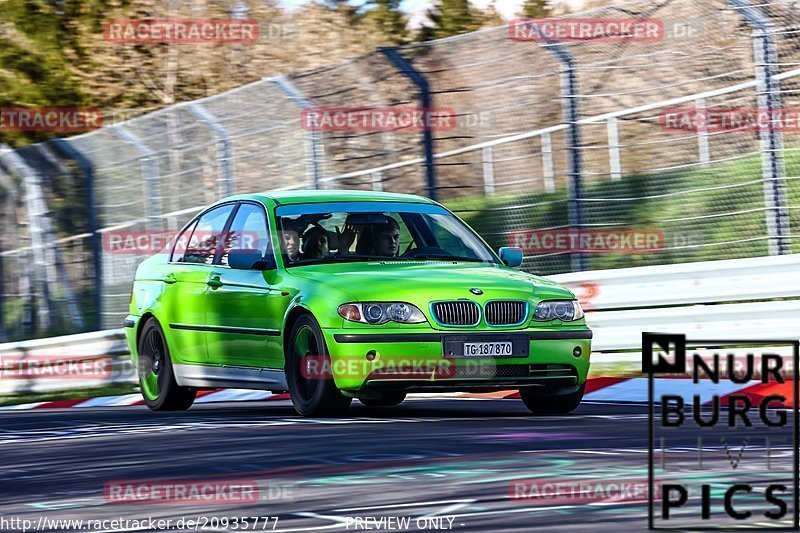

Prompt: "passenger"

[301,225,329,260]
[372,218,400,257]
[281,227,300,263]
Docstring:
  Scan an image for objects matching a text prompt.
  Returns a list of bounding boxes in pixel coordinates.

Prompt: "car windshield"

[275,202,498,267]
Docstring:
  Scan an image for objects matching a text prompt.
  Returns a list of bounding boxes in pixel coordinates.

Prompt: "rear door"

[164,203,236,364]
[204,201,284,369]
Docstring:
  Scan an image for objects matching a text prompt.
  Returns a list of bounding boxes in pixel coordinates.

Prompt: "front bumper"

[322,328,592,393]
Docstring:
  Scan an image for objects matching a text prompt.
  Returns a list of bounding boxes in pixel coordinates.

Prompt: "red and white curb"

[0,390,291,410]
[495,377,793,407]
[1,377,793,410]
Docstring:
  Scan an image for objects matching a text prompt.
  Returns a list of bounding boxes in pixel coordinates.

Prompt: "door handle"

[207,276,223,289]
[161,273,177,284]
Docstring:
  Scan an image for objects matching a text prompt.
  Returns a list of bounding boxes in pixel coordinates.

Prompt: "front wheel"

[137,318,196,411]
[286,314,352,417]
[359,392,407,407]
[519,384,585,415]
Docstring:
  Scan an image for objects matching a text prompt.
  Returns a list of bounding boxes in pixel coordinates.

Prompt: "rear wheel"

[286,314,352,417]
[359,392,407,407]
[137,318,196,411]
[519,384,584,415]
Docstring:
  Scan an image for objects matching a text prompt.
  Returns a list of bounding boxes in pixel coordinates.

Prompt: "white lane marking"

[420,502,472,518]
[571,450,622,455]
[294,512,350,524]
[271,523,344,533]
[334,499,474,512]
[27,497,105,510]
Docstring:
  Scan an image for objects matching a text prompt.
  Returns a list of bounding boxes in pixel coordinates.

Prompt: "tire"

[519,384,585,415]
[286,314,352,417]
[359,392,407,407]
[137,317,196,411]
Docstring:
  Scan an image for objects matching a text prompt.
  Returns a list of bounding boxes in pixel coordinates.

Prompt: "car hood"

[287,261,574,304]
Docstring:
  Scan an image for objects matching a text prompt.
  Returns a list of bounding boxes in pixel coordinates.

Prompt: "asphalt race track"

[0,398,795,532]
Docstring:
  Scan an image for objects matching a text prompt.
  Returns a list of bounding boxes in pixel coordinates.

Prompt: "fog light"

[366,350,377,361]
[572,346,582,357]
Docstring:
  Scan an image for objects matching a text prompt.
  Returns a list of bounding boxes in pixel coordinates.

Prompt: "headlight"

[338,302,427,324]
[532,299,584,321]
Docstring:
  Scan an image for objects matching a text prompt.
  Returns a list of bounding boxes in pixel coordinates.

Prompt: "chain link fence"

[1,0,799,340]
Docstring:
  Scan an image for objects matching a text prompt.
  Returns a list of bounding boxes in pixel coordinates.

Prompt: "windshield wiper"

[291,254,380,266]
[405,255,485,263]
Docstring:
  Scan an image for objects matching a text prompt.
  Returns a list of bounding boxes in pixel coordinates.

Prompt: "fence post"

[541,41,586,271]
[607,116,622,181]
[482,146,495,195]
[272,76,325,190]
[0,146,50,331]
[0,174,11,342]
[695,98,711,166]
[380,47,437,201]
[186,103,235,197]
[114,126,161,231]
[50,139,103,331]
[371,171,384,192]
[541,133,555,193]
[0,146,71,333]
[730,0,789,255]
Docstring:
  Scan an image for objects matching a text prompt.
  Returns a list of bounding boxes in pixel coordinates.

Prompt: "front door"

[164,203,236,364]
[204,202,284,369]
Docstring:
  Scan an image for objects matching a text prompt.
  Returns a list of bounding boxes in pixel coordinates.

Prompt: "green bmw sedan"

[124,190,592,416]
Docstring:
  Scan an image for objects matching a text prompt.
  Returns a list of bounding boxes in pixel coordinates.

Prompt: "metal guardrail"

[0,329,134,395]
[553,252,800,310]
[552,254,800,353]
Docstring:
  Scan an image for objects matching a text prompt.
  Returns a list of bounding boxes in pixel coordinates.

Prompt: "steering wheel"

[401,245,447,258]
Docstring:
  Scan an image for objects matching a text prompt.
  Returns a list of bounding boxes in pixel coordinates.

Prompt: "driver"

[372,218,400,257]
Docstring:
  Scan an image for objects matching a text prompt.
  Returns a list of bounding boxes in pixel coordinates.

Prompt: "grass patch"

[444,149,800,275]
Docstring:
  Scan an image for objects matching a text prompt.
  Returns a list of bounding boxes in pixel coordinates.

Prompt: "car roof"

[220,189,438,207]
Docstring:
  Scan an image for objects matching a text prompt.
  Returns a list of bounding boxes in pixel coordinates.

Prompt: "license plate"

[463,341,513,357]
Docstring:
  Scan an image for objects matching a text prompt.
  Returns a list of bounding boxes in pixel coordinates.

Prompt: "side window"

[219,203,273,267]
[179,204,235,265]
[170,219,198,263]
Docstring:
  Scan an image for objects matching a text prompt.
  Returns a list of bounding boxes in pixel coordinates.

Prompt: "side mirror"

[498,247,523,268]
[229,248,264,270]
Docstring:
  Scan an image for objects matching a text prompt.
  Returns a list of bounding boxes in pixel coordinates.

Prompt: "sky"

[277,0,587,29]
